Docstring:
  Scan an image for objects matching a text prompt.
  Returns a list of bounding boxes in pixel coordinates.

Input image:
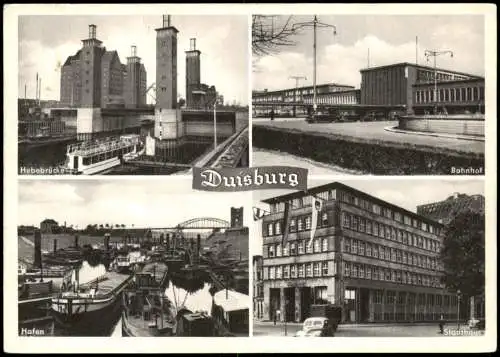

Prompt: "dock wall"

[398,116,485,137]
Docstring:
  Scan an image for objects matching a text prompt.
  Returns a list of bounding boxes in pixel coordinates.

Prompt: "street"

[252,320,486,337]
[253,118,484,155]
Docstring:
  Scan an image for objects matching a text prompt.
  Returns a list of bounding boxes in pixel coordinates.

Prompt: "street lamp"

[457,289,461,329]
[424,49,454,112]
[293,16,337,114]
[289,76,307,117]
[213,102,217,150]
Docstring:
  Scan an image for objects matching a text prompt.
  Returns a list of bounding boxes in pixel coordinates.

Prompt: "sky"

[253,15,485,91]
[251,179,485,256]
[18,179,252,229]
[18,15,249,105]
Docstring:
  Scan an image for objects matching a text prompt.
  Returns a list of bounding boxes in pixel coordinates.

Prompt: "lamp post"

[457,289,461,329]
[293,16,337,114]
[289,76,307,117]
[424,49,454,113]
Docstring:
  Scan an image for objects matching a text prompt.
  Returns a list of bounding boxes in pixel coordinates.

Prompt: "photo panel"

[251,15,485,175]
[17,179,251,337]
[18,14,249,176]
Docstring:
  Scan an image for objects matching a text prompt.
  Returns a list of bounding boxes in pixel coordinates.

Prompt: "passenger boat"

[111,251,146,274]
[51,271,133,336]
[122,262,175,336]
[63,134,145,175]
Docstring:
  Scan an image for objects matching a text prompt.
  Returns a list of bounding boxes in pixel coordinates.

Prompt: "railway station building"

[259,182,461,323]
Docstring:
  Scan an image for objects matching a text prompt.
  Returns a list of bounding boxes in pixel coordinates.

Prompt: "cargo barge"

[51,271,133,336]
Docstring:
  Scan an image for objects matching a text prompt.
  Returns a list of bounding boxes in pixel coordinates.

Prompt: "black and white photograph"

[18,180,250,336]
[252,179,485,337]
[18,14,249,175]
[252,15,485,175]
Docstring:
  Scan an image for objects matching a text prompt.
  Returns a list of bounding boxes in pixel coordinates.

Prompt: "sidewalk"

[253,320,472,328]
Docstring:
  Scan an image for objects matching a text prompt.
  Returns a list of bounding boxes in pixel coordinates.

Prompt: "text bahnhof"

[259,182,460,323]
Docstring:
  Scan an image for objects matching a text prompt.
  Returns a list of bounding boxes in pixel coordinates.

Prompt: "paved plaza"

[253,118,484,155]
[252,320,485,337]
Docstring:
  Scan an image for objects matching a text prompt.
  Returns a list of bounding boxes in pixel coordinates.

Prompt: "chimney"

[160,233,164,245]
[74,234,79,248]
[196,234,201,257]
[104,233,110,251]
[34,230,42,269]
[190,38,196,51]
[131,45,137,57]
[53,239,58,253]
[166,234,170,250]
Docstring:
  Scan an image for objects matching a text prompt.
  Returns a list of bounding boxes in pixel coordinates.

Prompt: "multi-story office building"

[260,182,459,323]
[417,193,485,225]
[60,25,147,108]
[253,255,264,320]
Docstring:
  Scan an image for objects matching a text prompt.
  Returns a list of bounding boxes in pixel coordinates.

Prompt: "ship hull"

[52,294,122,336]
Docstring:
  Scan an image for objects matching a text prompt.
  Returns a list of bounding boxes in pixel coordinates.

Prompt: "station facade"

[252,62,484,118]
[260,182,460,323]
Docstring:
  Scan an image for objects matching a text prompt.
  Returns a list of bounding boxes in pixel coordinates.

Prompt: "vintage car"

[294,317,334,337]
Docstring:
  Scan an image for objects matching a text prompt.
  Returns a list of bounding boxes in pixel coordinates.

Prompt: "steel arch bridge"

[177,217,230,230]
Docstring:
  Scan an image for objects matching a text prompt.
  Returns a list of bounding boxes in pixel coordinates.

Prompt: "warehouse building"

[60,25,147,109]
[260,182,460,323]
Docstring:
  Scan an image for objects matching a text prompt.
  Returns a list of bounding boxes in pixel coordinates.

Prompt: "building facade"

[417,193,485,225]
[253,255,264,320]
[260,182,459,323]
[60,25,147,109]
[360,62,483,112]
[412,78,485,114]
[252,83,358,117]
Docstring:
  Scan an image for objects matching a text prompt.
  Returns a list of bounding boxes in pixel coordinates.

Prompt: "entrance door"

[300,287,312,321]
[269,288,281,321]
[360,288,370,322]
[284,287,295,322]
[73,156,79,170]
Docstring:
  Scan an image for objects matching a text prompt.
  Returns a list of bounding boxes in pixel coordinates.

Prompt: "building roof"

[359,62,484,79]
[41,219,58,225]
[262,181,444,227]
[214,290,250,312]
[63,50,82,66]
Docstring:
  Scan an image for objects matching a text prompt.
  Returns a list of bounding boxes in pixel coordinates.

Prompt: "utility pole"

[293,16,337,114]
[424,49,454,113]
[289,75,307,117]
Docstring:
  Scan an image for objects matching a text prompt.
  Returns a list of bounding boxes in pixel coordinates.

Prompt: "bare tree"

[252,15,303,57]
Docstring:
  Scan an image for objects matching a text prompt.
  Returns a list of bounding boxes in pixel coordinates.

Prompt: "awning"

[214,290,250,312]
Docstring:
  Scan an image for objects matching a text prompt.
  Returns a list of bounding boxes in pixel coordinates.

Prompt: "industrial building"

[185,38,221,110]
[60,25,147,109]
[417,193,485,225]
[259,182,461,324]
[252,62,484,118]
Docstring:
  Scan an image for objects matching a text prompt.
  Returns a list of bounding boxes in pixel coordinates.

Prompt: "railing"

[67,136,140,156]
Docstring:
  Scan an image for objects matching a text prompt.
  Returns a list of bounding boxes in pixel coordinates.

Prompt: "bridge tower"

[185,38,201,108]
[77,24,104,141]
[154,15,182,141]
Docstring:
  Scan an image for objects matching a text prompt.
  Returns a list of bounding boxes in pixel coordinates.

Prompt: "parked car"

[306,109,341,123]
[295,317,333,337]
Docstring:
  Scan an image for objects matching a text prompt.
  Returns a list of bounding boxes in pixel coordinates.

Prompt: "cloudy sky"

[18,15,249,105]
[251,179,485,255]
[253,15,485,91]
[18,179,252,229]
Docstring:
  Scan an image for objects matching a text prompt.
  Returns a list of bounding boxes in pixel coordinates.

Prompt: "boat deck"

[123,313,175,337]
[64,272,132,298]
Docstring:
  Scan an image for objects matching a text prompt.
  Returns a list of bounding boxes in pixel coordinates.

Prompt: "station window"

[283,243,289,256]
[313,262,320,277]
[298,240,304,254]
[290,242,297,256]
[276,243,282,257]
[344,262,350,277]
[322,262,329,276]
[313,239,320,253]
[289,219,296,232]
[297,218,304,231]
[343,238,351,253]
[274,221,281,235]
[343,212,351,228]
[276,266,282,279]
[291,265,297,278]
[306,263,313,277]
